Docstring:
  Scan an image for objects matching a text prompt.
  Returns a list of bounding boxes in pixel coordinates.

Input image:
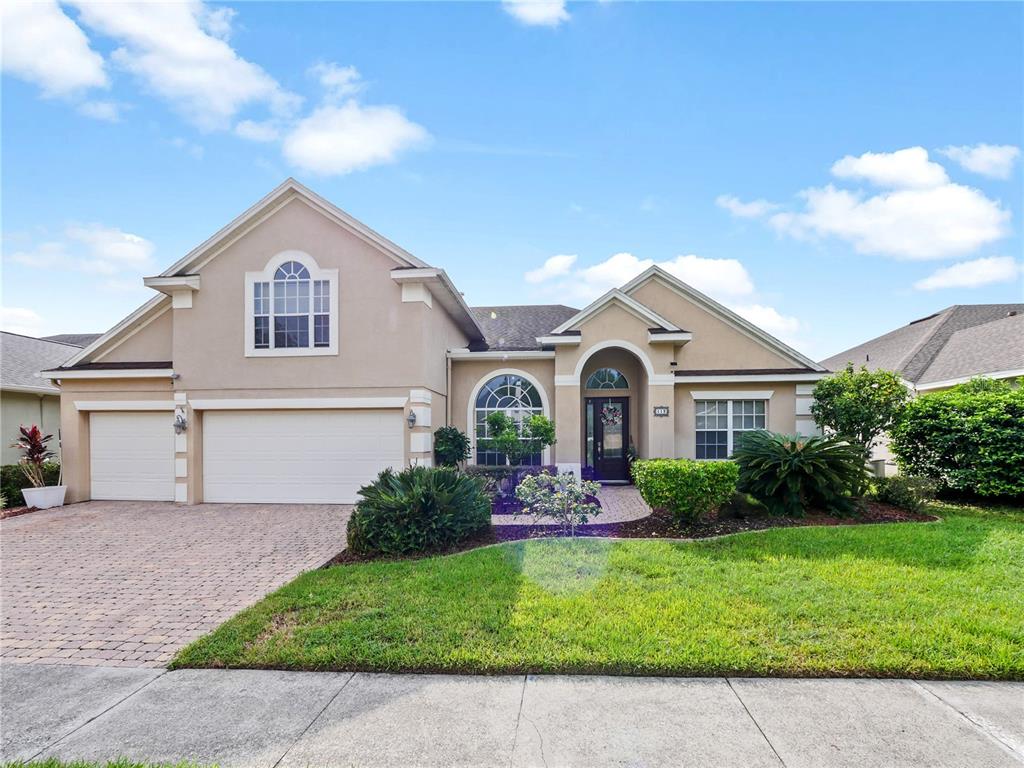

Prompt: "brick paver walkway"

[1,502,350,668]
[491,485,652,526]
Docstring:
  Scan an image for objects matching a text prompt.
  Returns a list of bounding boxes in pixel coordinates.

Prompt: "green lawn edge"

[171,503,1024,680]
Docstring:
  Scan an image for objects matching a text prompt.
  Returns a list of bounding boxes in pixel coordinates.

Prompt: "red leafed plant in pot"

[11,425,65,509]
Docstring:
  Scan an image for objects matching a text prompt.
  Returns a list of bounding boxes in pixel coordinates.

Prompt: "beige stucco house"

[44,179,827,505]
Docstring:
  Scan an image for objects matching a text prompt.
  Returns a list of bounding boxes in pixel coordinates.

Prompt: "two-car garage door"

[202,410,405,504]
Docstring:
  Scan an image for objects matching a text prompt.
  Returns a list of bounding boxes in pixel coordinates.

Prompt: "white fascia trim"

[915,368,1024,392]
[43,369,175,380]
[160,179,428,279]
[690,390,775,400]
[674,372,829,383]
[390,268,485,340]
[189,397,408,410]
[75,400,175,411]
[535,336,581,346]
[648,331,693,344]
[549,289,680,334]
[621,266,825,371]
[62,296,170,368]
[4,384,58,395]
[448,349,556,360]
[143,275,201,294]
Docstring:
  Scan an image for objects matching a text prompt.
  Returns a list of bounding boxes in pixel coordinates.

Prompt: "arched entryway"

[578,346,650,483]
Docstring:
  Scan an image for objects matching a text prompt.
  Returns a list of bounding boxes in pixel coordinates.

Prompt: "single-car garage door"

[202,410,405,504]
[90,412,175,501]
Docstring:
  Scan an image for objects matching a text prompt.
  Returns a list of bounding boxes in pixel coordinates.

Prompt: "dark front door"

[586,397,629,482]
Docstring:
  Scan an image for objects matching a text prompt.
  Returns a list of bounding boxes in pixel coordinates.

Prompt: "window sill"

[245,346,338,358]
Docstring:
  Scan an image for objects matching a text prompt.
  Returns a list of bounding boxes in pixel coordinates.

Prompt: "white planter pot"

[22,485,67,510]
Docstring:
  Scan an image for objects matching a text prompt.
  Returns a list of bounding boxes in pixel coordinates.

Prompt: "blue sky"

[2,0,1021,360]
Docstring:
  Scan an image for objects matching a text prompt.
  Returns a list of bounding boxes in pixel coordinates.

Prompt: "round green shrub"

[890,385,1024,498]
[630,458,738,524]
[732,432,867,517]
[871,475,937,513]
[433,425,471,467]
[347,465,491,556]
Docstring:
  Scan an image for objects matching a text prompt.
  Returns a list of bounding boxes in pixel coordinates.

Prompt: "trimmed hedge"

[630,458,738,524]
[872,475,937,514]
[890,384,1024,498]
[347,465,491,556]
[1,462,61,508]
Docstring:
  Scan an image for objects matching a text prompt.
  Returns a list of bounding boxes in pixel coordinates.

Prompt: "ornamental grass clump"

[347,465,491,556]
[732,431,868,517]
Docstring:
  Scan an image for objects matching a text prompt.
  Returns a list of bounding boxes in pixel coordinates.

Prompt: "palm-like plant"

[732,431,868,516]
[10,425,55,488]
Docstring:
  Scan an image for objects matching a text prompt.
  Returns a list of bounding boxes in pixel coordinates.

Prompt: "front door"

[586,397,629,482]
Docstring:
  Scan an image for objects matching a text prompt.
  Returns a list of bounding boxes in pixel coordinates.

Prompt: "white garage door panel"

[203,410,404,504]
[90,412,175,501]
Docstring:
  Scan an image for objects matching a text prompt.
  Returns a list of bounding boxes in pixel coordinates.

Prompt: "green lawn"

[172,503,1024,679]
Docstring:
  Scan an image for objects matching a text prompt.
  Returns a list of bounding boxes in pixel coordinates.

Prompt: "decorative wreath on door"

[601,404,622,427]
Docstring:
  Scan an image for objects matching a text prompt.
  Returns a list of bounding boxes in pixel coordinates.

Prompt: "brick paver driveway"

[1,502,350,668]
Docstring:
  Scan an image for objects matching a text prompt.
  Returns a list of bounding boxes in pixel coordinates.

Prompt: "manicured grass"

[172,503,1024,679]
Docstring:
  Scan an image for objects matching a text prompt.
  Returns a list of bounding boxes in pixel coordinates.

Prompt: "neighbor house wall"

[2,392,61,465]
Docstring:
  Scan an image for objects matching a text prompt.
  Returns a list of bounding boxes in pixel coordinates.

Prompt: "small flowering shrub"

[514,472,602,536]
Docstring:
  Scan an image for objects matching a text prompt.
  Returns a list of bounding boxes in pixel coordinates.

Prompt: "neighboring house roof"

[917,313,1024,387]
[42,333,102,347]
[820,304,1024,385]
[469,305,579,351]
[0,332,83,394]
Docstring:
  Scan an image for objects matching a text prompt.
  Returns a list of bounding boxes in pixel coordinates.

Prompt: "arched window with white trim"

[474,374,544,466]
[586,368,629,390]
[245,252,338,357]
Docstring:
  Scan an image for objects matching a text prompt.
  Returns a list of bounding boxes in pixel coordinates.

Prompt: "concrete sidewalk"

[2,665,1022,767]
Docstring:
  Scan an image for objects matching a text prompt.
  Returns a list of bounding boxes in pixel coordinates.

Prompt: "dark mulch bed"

[0,505,37,520]
[328,501,936,566]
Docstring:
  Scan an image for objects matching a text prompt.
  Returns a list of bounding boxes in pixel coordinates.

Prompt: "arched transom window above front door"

[474,374,545,466]
[245,251,338,357]
[586,368,629,390]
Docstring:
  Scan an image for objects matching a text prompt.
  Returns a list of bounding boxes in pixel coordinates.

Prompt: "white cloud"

[235,119,280,143]
[730,304,802,338]
[716,195,779,219]
[526,251,755,303]
[7,224,154,276]
[502,0,570,27]
[170,137,204,159]
[70,0,301,131]
[310,62,364,101]
[939,144,1021,180]
[769,182,1010,260]
[913,256,1022,291]
[525,254,578,283]
[77,100,121,122]
[831,147,948,189]
[282,101,428,176]
[0,307,47,337]
[1,0,107,97]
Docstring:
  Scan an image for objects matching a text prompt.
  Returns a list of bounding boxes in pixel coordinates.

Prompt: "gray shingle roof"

[469,305,579,351]
[1,333,83,393]
[820,304,1024,384]
[917,313,1024,385]
[43,333,102,347]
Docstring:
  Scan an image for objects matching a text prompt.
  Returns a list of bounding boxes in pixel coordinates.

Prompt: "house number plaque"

[653,406,670,417]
